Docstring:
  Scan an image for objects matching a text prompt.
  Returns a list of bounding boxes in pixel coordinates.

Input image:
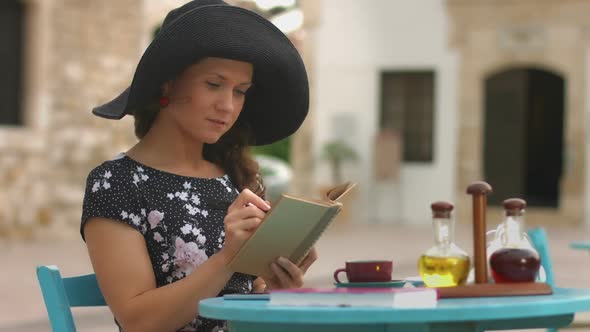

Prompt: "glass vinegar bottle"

[419,201,471,287]
[488,198,541,283]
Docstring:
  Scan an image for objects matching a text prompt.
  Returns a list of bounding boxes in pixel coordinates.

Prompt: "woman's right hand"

[218,189,271,264]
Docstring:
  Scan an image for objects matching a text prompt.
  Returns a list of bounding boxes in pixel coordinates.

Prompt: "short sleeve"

[80,163,147,241]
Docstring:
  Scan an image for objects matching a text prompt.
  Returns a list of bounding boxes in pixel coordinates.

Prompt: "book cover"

[269,287,438,308]
[228,182,356,277]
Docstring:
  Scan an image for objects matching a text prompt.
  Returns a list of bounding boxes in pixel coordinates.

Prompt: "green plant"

[320,140,358,185]
[251,137,291,164]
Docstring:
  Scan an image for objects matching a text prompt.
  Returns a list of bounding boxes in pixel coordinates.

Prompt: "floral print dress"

[80,153,255,332]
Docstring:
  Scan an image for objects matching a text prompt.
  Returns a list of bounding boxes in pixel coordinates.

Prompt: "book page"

[325,182,357,202]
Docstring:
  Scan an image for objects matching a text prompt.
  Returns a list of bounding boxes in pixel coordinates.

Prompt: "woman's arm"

[85,217,233,332]
[85,189,270,332]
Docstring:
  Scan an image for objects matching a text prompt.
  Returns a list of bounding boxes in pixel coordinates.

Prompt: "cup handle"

[333,268,347,283]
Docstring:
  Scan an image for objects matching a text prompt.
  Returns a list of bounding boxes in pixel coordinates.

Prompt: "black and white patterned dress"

[80,153,255,332]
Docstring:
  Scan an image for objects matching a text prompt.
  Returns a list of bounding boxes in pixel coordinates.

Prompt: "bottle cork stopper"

[431,201,454,218]
[503,198,526,216]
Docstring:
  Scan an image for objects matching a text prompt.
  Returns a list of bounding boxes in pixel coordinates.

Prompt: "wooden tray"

[436,282,552,298]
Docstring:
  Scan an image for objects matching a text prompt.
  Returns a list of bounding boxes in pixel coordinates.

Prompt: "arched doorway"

[484,68,564,207]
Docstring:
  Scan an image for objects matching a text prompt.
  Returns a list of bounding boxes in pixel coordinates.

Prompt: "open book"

[228,182,357,277]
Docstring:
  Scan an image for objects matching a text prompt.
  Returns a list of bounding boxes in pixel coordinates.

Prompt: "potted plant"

[320,139,358,186]
[319,140,359,224]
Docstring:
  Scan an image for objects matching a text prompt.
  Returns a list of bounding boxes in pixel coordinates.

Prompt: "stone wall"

[0,0,312,240]
[0,0,143,239]
[447,0,590,225]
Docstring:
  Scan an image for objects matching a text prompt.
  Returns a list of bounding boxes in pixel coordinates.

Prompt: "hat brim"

[92,5,309,146]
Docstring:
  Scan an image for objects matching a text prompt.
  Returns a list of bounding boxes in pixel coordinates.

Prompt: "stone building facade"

[309,0,590,226]
[448,0,590,226]
[0,0,313,240]
[1,0,156,239]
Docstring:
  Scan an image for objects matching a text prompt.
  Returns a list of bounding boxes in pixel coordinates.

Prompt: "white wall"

[312,0,458,224]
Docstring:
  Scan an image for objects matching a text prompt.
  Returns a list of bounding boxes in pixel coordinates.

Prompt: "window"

[0,0,25,125]
[380,71,435,162]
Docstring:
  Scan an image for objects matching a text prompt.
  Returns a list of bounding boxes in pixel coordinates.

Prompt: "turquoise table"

[200,288,590,332]
[570,242,590,251]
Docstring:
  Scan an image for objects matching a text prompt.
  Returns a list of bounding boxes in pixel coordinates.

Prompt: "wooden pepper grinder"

[466,181,493,284]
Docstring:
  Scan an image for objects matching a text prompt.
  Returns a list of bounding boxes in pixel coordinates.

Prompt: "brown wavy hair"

[134,105,265,199]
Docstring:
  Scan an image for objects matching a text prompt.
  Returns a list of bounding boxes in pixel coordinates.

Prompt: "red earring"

[159,96,170,108]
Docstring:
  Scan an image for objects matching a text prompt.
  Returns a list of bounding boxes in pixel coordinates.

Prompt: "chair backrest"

[36,265,106,332]
[527,227,556,287]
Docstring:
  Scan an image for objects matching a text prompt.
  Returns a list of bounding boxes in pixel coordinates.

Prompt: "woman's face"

[162,57,253,144]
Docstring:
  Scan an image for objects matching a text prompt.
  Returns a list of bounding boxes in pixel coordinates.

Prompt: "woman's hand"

[262,247,318,290]
[217,189,271,264]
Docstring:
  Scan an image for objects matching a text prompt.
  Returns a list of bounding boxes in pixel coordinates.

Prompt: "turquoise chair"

[527,227,555,287]
[527,227,557,332]
[36,265,106,332]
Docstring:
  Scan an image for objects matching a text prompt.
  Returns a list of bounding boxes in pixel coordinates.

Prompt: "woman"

[81,1,315,331]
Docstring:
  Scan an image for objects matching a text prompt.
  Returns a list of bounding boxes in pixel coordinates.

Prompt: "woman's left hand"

[259,247,318,291]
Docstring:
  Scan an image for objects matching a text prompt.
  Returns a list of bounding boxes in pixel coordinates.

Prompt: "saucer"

[404,276,425,287]
[334,279,407,288]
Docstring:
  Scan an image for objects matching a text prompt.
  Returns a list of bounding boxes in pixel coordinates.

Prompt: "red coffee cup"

[333,260,393,283]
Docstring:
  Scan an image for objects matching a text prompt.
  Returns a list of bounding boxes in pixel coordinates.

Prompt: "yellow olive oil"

[418,255,470,287]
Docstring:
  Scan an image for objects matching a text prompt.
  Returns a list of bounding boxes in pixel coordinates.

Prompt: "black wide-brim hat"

[92,0,309,146]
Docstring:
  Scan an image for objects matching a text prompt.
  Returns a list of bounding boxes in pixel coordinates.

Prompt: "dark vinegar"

[490,248,540,283]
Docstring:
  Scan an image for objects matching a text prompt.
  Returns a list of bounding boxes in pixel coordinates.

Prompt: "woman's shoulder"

[86,153,137,188]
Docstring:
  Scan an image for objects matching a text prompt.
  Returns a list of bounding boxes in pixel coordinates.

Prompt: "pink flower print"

[147,210,164,229]
[173,238,208,276]
[153,232,163,242]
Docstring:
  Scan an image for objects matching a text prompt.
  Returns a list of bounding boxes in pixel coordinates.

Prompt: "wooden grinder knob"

[466,181,493,284]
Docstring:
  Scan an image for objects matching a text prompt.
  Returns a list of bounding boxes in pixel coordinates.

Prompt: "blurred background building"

[2,0,590,241]
[311,0,590,227]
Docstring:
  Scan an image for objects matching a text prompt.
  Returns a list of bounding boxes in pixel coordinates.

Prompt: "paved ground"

[1,222,589,331]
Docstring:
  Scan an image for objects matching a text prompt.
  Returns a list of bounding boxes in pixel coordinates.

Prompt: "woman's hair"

[203,120,265,198]
[134,105,266,199]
